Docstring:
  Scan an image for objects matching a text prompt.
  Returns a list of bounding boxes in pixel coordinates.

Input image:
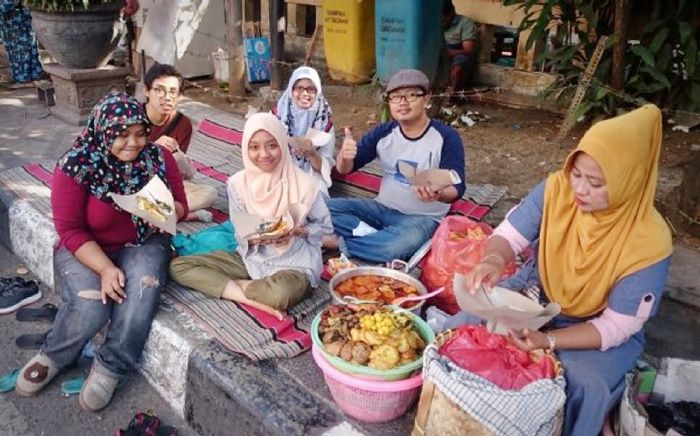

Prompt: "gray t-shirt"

[352,120,466,217]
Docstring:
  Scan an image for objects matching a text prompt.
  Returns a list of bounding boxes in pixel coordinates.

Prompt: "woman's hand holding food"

[100,265,126,304]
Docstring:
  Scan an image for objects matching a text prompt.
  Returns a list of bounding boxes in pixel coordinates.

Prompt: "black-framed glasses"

[386,92,426,104]
[293,85,317,95]
[153,86,180,98]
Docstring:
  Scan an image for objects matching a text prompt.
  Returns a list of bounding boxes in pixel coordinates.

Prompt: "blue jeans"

[43,234,171,378]
[327,198,439,263]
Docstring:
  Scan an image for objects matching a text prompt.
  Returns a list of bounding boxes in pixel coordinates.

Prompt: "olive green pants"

[169,250,310,310]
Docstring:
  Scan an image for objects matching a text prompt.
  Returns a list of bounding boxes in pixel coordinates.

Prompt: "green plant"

[503,0,700,117]
[24,0,120,13]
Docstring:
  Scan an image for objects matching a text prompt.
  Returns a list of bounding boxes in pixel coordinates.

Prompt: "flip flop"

[15,330,50,350]
[60,377,84,396]
[0,368,19,393]
[15,303,58,322]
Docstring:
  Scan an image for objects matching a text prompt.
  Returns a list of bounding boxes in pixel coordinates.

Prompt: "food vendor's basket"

[412,329,565,436]
[312,347,422,422]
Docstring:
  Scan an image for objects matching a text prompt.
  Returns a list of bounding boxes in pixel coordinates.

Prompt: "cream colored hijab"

[538,104,672,318]
[230,113,319,218]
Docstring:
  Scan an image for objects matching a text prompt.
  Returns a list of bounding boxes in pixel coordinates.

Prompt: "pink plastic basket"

[312,347,423,422]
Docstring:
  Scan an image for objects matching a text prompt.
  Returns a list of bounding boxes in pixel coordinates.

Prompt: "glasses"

[152,86,180,98]
[386,92,426,104]
[293,86,317,95]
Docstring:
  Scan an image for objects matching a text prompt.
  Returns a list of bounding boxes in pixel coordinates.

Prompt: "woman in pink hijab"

[170,113,333,319]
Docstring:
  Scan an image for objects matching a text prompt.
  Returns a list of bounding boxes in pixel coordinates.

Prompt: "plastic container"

[322,0,375,84]
[374,0,444,85]
[312,347,422,422]
[311,306,435,381]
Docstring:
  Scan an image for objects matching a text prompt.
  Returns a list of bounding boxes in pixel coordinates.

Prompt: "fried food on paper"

[136,195,173,222]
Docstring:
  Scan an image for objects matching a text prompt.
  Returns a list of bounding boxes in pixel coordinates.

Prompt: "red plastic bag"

[440,325,555,390]
[420,216,514,314]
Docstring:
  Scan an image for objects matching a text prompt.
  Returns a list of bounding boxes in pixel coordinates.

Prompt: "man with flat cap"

[324,69,466,262]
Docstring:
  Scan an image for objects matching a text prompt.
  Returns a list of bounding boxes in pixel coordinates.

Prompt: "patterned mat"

[0,113,507,360]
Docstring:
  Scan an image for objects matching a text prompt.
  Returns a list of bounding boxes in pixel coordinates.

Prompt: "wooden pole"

[225,0,246,97]
[269,0,284,90]
[556,35,608,142]
[303,24,322,66]
[611,0,629,90]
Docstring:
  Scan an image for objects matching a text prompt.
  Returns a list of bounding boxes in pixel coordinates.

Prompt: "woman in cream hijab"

[449,105,672,436]
[170,113,333,319]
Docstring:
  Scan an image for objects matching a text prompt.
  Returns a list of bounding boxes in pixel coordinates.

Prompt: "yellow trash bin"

[322,0,375,84]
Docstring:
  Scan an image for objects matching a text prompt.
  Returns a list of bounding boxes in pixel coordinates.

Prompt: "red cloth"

[52,150,188,254]
[147,112,193,152]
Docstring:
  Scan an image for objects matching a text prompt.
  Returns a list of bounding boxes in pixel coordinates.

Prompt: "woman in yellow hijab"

[450,105,672,436]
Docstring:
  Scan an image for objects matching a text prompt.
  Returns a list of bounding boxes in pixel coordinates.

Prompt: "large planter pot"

[29,4,123,69]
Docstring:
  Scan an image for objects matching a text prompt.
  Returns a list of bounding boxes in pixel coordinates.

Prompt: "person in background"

[448,105,672,436]
[273,66,335,197]
[143,62,217,222]
[15,92,188,412]
[170,113,333,320]
[324,69,466,263]
[441,0,477,96]
[0,0,43,83]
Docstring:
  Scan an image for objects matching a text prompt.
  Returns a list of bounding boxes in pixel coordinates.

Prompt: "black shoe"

[0,277,24,287]
[0,279,41,315]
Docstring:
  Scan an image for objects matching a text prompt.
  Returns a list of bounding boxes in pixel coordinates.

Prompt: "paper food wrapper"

[109,175,177,235]
[453,273,561,335]
[289,128,332,152]
[396,160,462,190]
[231,203,308,242]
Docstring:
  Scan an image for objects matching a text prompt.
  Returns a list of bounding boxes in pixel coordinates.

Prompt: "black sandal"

[15,330,50,350]
[15,303,58,322]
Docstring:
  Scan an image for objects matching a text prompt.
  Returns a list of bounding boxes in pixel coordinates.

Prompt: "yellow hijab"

[538,104,672,318]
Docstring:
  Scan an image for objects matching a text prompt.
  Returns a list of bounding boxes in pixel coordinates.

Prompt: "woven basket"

[412,329,565,436]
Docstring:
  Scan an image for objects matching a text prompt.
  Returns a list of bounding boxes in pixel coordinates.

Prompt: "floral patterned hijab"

[58,92,168,244]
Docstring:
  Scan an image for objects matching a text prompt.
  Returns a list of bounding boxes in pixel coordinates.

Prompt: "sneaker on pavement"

[15,353,60,397]
[79,364,119,412]
[0,280,41,314]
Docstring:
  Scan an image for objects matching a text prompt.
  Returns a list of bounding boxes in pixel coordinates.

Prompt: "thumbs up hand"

[339,127,357,161]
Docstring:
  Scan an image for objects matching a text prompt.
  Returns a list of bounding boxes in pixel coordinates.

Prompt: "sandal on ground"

[15,330,50,350]
[15,303,58,322]
[116,411,179,436]
[0,368,19,393]
[60,377,85,396]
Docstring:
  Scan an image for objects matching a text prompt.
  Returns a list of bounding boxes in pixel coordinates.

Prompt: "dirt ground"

[184,78,700,249]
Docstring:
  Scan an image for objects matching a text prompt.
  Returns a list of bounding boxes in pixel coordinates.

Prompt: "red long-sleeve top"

[52,150,188,254]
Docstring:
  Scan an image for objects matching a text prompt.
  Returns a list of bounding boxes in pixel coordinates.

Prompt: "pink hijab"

[230,113,319,218]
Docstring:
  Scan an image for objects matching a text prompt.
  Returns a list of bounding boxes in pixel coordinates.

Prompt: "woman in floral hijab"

[15,93,188,413]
